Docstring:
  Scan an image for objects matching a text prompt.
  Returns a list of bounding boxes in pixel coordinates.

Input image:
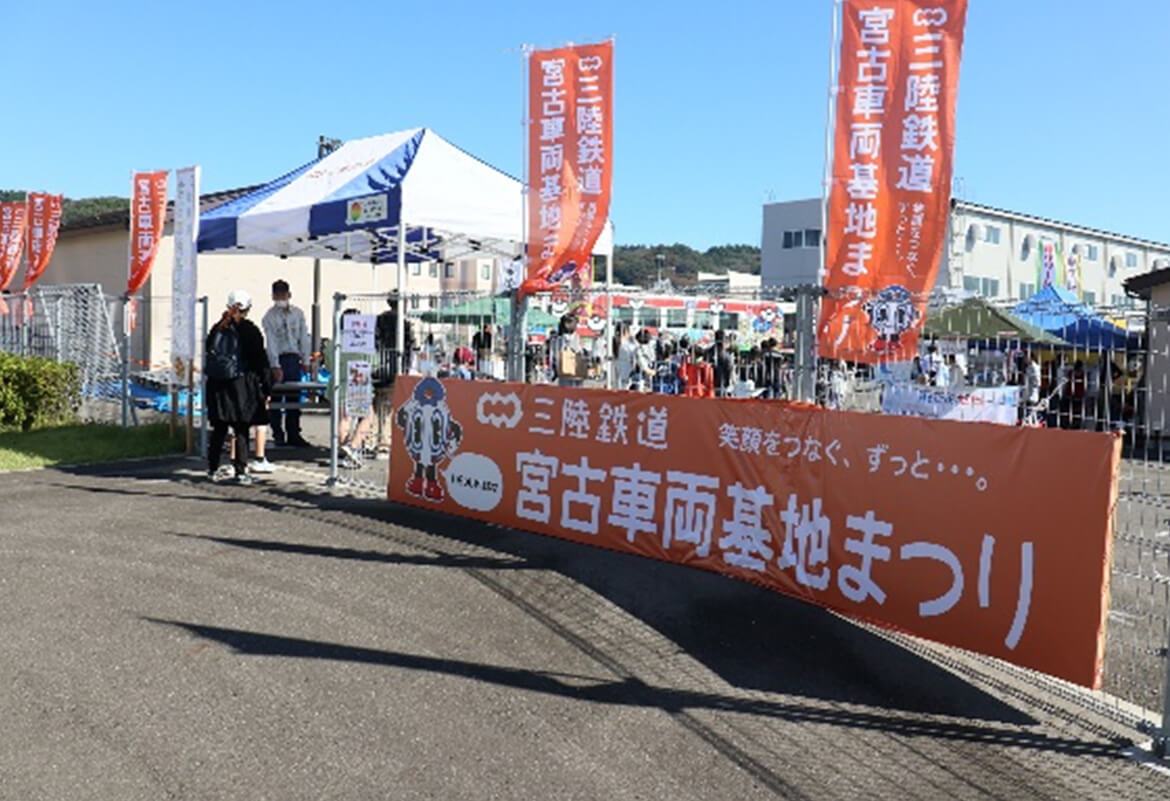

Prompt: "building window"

[792,230,804,249]
[984,225,1001,244]
[428,262,438,278]
[1082,290,1096,306]
[1018,282,1035,300]
[409,296,420,310]
[410,262,421,276]
[963,276,980,293]
[1125,252,1138,269]
[444,262,455,278]
[804,229,821,248]
[981,278,1000,298]
[1084,244,1099,261]
[782,231,793,249]
[666,308,688,327]
[480,263,492,280]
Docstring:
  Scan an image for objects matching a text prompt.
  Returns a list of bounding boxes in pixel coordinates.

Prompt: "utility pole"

[311,134,342,376]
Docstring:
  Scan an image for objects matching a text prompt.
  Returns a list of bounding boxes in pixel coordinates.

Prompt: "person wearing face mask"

[262,279,312,447]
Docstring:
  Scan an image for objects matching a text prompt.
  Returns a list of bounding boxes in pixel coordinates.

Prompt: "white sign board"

[345,359,373,417]
[882,383,1021,426]
[171,166,200,385]
[341,313,376,353]
[344,194,388,226]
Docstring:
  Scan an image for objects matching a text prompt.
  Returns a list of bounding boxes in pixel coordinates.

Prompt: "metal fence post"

[508,292,527,382]
[1157,632,1170,759]
[199,296,208,458]
[794,285,819,403]
[328,293,344,485]
[120,296,131,428]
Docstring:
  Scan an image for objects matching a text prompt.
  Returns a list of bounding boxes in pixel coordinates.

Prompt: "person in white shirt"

[261,279,312,447]
[946,354,965,389]
[613,323,636,388]
[1021,353,1042,424]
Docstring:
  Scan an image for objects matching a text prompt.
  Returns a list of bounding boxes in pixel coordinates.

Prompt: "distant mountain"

[0,190,128,226]
[613,244,760,287]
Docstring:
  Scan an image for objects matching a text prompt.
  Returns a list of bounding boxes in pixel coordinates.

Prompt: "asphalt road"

[0,458,1168,800]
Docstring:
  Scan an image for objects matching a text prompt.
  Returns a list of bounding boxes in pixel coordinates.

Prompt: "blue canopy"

[1013,286,1138,350]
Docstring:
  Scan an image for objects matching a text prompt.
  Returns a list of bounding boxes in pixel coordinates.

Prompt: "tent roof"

[198,128,522,262]
[925,298,1065,344]
[1013,285,1138,349]
[419,297,558,327]
[196,128,615,266]
[1013,285,1093,330]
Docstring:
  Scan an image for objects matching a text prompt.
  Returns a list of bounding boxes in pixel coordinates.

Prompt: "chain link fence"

[0,286,203,427]
[806,284,1168,747]
[8,279,1164,748]
[298,283,1170,750]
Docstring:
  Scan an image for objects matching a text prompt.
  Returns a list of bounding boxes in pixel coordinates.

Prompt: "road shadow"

[168,532,535,571]
[54,461,1038,726]
[145,617,1129,758]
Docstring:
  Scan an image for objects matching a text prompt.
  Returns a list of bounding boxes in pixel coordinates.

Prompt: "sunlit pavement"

[0,457,1167,800]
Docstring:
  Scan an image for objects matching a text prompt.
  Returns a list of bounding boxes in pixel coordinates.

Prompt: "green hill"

[0,190,128,226]
[612,243,760,287]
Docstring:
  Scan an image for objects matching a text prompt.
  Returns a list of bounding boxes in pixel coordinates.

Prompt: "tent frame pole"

[397,223,408,379]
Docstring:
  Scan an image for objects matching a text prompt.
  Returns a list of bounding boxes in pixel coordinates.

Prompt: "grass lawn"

[0,423,187,471]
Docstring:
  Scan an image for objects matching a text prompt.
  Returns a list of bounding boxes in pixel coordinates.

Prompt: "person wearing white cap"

[204,290,271,483]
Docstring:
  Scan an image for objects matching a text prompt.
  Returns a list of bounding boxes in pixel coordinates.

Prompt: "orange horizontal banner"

[389,378,1120,688]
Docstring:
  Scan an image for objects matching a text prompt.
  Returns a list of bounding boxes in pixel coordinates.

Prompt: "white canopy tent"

[198,127,614,378]
[199,126,612,266]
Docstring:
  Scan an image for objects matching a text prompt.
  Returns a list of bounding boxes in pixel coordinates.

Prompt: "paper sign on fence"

[342,314,376,354]
[345,360,373,417]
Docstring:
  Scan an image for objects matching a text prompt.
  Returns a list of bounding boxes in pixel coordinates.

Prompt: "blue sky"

[0,0,1165,248]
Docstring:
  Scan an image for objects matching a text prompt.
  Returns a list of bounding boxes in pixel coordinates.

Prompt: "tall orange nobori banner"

[521,40,613,296]
[0,201,29,316]
[819,0,968,362]
[0,202,28,293]
[127,171,169,296]
[22,192,63,292]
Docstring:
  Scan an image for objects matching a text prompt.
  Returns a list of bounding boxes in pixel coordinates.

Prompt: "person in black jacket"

[205,289,271,483]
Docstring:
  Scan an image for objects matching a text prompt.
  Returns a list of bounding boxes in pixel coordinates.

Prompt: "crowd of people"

[546,312,794,398]
[205,286,1143,483]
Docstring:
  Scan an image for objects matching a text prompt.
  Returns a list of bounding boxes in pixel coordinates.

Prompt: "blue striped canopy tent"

[197,128,525,264]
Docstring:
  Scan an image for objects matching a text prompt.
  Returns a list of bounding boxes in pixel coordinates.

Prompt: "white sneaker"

[249,458,275,474]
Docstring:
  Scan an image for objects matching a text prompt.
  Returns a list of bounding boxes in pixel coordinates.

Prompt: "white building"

[694,269,762,293]
[762,197,1170,308]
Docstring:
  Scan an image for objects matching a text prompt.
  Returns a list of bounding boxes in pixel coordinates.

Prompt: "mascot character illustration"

[395,377,463,502]
[862,285,920,354]
[752,305,779,333]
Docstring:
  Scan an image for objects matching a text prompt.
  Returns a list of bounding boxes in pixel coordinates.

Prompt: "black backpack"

[205,326,242,380]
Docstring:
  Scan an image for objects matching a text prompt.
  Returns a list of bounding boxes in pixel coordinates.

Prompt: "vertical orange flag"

[819,0,968,362]
[522,40,614,296]
[0,201,28,316]
[127,171,169,296]
[0,201,28,292]
[22,193,63,291]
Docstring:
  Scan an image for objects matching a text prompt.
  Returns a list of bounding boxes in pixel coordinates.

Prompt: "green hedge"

[0,352,82,431]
